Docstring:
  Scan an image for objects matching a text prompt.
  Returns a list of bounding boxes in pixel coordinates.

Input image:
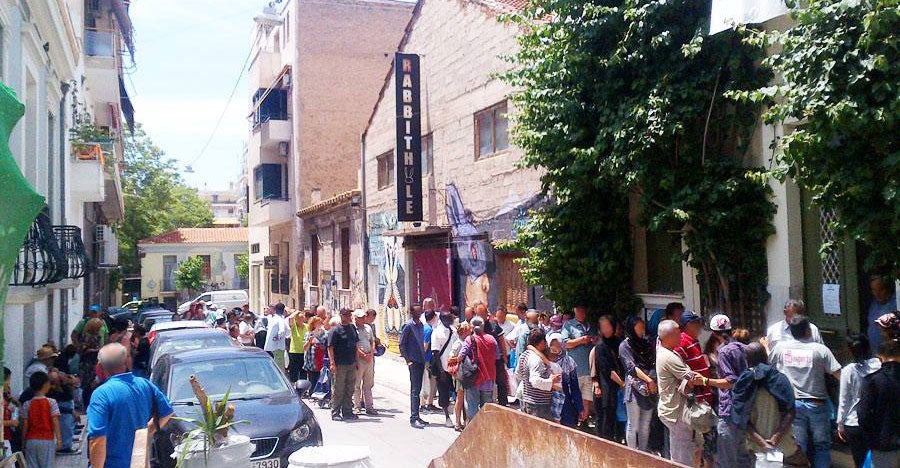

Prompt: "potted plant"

[174,375,254,468]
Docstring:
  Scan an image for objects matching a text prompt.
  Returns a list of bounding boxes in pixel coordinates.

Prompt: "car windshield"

[153,334,232,365]
[169,358,290,403]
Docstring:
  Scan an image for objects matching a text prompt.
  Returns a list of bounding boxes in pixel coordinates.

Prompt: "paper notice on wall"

[822,284,841,316]
[709,0,789,35]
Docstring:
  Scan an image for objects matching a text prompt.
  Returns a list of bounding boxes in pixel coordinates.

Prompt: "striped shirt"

[516,350,553,405]
[674,332,713,404]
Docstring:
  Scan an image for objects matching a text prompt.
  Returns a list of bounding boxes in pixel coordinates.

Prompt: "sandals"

[454,424,465,432]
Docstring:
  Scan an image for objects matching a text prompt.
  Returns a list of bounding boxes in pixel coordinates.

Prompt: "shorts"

[578,375,593,401]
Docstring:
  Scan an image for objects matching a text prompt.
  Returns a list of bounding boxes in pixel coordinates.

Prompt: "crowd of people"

[394,288,898,468]
[2,276,897,468]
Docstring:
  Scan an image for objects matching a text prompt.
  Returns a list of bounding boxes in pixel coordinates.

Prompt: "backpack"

[458,336,480,389]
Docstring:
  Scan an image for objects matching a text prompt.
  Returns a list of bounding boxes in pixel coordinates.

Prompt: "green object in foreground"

[0,82,47,366]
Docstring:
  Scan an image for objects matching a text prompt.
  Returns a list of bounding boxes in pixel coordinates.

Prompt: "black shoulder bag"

[458,336,480,389]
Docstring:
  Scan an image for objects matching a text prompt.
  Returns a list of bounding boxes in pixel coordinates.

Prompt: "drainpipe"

[359,133,369,305]
[58,81,71,346]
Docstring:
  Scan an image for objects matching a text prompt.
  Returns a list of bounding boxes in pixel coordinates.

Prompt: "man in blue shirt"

[399,304,427,428]
[561,304,597,427]
[867,276,897,355]
[88,343,173,468]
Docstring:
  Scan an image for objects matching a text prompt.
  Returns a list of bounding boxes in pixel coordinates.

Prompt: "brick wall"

[294,0,414,209]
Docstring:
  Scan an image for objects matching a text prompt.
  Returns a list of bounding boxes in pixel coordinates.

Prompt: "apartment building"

[1,0,131,394]
[246,0,413,313]
[199,181,244,227]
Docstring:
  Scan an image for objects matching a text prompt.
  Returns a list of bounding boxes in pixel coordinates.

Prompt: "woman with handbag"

[447,322,472,432]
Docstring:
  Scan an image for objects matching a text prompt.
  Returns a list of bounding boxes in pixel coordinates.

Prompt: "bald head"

[423,298,436,311]
[98,343,128,375]
[526,310,539,325]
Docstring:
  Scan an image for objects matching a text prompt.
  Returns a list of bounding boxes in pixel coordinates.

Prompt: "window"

[252,88,289,126]
[340,227,350,288]
[422,134,434,175]
[200,255,211,281]
[376,151,394,190]
[254,164,286,201]
[163,255,177,291]
[645,230,684,295]
[310,234,319,285]
[474,101,510,159]
[228,208,234,214]
[250,243,260,254]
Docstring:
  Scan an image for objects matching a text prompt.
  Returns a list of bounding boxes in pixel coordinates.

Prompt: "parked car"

[150,347,322,468]
[176,290,248,314]
[148,328,235,371]
[140,310,175,330]
[147,320,208,343]
[136,305,173,326]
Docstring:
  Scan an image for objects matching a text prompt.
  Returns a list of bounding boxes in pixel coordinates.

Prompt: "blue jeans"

[716,418,751,468]
[465,387,493,421]
[57,400,75,450]
[794,400,831,468]
[408,362,425,423]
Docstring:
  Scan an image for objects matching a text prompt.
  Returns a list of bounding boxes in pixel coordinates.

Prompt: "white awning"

[709,0,789,35]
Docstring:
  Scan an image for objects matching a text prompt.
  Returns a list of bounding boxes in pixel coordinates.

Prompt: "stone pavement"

[306,354,460,468]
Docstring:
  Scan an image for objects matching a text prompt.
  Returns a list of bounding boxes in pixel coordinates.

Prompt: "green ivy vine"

[503,0,776,328]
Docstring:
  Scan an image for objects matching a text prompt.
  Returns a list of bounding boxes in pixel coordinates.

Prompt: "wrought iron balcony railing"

[10,208,67,286]
[52,225,91,279]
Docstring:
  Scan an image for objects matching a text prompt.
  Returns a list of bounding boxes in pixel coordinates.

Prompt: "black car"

[148,328,235,371]
[150,347,322,468]
[137,307,173,327]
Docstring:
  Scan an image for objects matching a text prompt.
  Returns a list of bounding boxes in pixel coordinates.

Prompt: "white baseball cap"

[709,314,732,331]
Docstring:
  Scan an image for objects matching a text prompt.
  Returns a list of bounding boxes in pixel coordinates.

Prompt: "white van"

[177,290,248,314]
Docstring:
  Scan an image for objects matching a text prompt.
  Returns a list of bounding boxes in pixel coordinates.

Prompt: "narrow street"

[305,355,459,467]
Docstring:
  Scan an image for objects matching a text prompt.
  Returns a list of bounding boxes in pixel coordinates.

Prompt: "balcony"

[253,118,291,150]
[70,143,106,202]
[9,208,67,287]
[84,28,117,57]
[250,198,293,227]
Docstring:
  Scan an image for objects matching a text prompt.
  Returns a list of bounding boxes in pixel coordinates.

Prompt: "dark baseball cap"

[679,311,702,328]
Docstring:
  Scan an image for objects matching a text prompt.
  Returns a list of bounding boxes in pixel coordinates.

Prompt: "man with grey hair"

[87,343,172,468]
[766,299,823,350]
[656,320,705,465]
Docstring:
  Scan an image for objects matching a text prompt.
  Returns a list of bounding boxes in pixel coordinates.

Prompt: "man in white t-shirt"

[769,316,841,468]
[264,303,288,368]
[430,312,457,427]
[766,299,823,349]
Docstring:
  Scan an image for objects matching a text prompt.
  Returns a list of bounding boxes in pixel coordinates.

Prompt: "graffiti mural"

[368,212,406,334]
[446,184,491,306]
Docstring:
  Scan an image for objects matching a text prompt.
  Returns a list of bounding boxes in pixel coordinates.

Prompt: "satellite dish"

[185,165,194,173]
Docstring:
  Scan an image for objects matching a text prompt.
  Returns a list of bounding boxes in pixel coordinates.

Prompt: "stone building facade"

[362,0,549,345]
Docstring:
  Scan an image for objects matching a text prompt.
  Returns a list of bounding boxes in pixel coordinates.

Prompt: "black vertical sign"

[395,53,423,222]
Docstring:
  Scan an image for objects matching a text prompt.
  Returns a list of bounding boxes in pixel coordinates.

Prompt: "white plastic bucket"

[174,434,255,468]
[288,445,374,468]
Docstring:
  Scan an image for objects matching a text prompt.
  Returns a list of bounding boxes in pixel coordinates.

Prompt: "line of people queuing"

[394,290,898,468]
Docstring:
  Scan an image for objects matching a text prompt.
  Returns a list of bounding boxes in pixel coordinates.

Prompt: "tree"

[235,253,249,280]
[737,0,899,278]
[175,256,204,296]
[504,0,775,327]
[118,125,213,274]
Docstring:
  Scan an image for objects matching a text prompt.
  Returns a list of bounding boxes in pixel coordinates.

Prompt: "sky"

[128,0,269,191]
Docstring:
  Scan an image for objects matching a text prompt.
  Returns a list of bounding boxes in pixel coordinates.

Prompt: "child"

[3,367,20,457]
[21,371,61,467]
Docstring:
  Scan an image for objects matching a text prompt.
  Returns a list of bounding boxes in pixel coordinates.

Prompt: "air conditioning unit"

[94,225,119,268]
[278,141,289,157]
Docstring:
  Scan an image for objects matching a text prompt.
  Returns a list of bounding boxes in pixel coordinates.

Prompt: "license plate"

[250,459,280,468]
